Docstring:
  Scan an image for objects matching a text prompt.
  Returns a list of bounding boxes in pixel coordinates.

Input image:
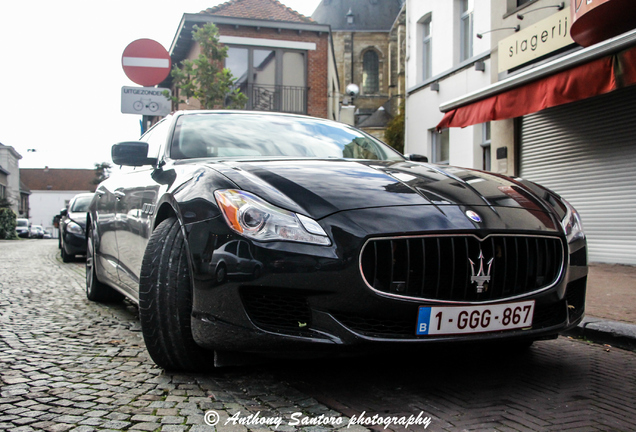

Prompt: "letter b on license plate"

[416,300,535,335]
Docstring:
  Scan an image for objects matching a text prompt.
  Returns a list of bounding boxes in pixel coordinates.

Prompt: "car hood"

[209,159,554,220]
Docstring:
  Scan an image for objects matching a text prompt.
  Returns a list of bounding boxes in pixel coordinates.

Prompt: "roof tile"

[20,168,97,192]
[201,0,313,23]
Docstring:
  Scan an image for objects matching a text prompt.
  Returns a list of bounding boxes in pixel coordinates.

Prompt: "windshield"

[170,113,404,162]
[71,195,93,212]
[17,219,28,227]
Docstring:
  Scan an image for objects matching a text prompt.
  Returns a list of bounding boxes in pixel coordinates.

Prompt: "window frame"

[431,128,450,165]
[362,49,380,95]
[225,45,308,113]
[421,15,433,80]
[481,122,492,171]
[505,0,538,16]
[459,0,473,62]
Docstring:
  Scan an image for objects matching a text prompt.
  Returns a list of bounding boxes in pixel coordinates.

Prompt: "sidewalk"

[563,263,636,350]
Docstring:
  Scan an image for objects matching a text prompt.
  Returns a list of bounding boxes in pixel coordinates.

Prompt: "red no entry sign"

[122,39,172,87]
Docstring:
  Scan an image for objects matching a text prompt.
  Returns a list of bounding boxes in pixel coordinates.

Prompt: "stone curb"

[562,316,636,351]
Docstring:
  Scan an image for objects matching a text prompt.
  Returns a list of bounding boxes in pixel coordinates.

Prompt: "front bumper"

[63,231,87,255]
[186,207,588,355]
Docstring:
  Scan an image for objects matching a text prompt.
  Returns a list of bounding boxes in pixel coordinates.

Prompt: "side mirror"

[60,209,68,217]
[112,141,158,167]
[406,154,429,163]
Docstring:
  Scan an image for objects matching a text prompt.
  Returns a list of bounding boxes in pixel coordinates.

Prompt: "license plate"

[416,300,535,335]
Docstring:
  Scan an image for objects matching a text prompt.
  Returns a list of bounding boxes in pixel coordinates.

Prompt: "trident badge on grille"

[469,249,494,293]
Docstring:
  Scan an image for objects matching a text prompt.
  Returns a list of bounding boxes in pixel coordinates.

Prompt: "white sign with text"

[121,86,171,116]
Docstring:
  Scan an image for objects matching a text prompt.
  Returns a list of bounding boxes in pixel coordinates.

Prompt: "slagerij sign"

[498,7,575,72]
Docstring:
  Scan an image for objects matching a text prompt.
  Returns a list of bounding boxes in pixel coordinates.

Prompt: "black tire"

[215,263,227,284]
[61,241,73,263]
[86,227,124,302]
[139,217,211,372]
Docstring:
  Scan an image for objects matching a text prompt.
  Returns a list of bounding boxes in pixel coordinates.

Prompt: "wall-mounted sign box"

[498,7,575,73]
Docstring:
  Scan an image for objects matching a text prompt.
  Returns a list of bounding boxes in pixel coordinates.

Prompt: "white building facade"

[28,191,88,236]
[404,0,494,170]
[406,0,636,265]
[0,143,22,215]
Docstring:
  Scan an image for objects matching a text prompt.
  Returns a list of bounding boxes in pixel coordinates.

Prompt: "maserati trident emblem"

[466,210,482,223]
[469,248,494,293]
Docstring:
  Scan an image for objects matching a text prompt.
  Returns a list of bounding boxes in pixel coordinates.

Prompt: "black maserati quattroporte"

[86,110,587,371]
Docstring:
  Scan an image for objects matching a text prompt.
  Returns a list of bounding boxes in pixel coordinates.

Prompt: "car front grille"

[360,235,564,303]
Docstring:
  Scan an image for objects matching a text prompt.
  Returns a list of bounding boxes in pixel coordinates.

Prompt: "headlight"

[214,189,331,246]
[66,221,84,235]
[561,199,585,243]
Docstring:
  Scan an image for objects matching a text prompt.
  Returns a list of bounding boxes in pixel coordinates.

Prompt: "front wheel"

[61,240,73,263]
[139,217,211,372]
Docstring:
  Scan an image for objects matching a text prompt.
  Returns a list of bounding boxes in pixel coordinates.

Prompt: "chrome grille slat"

[360,234,565,303]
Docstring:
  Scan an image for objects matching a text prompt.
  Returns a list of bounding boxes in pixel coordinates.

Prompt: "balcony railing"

[228,84,307,114]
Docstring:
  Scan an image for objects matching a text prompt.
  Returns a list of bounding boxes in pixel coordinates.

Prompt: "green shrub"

[0,207,17,240]
[384,107,404,154]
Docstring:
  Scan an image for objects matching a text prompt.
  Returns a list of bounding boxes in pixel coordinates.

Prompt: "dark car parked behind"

[60,193,94,262]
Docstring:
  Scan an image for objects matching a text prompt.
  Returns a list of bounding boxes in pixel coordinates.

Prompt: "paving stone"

[131,414,159,422]
[102,420,132,429]
[160,416,185,424]
[160,426,187,432]
[130,422,160,431]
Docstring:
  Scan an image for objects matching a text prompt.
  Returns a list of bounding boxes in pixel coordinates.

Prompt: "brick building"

[165,0,339,120]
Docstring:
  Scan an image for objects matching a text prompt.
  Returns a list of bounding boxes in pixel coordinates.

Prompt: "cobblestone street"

[1,240,636,432]
[0,241,345,432]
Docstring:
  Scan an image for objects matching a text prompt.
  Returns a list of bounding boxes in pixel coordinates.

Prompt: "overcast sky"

[0,0,321,170]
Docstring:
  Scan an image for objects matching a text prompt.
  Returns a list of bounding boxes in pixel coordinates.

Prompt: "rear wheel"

[139,217,211,372]
[86,227,124,302]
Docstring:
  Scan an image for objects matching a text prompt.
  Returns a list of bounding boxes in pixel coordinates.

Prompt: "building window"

[459,0,473,62]
[422,16,432,80]
[346,8,354,25]
[0,184,6,200]
[507,0,535,13]
[481,122,491,171]
[432,128,449,164]
[225,46,307,114]
[362,50,379,94]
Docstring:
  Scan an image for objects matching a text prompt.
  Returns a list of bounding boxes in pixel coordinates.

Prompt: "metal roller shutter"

[520,85,636,265]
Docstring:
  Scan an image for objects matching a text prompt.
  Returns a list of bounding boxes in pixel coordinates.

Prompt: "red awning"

[437,46,636,130]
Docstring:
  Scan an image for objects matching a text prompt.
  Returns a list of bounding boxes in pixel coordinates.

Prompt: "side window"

[140,119,170,159]
[225,241,238,256]
[238,242,251,259]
